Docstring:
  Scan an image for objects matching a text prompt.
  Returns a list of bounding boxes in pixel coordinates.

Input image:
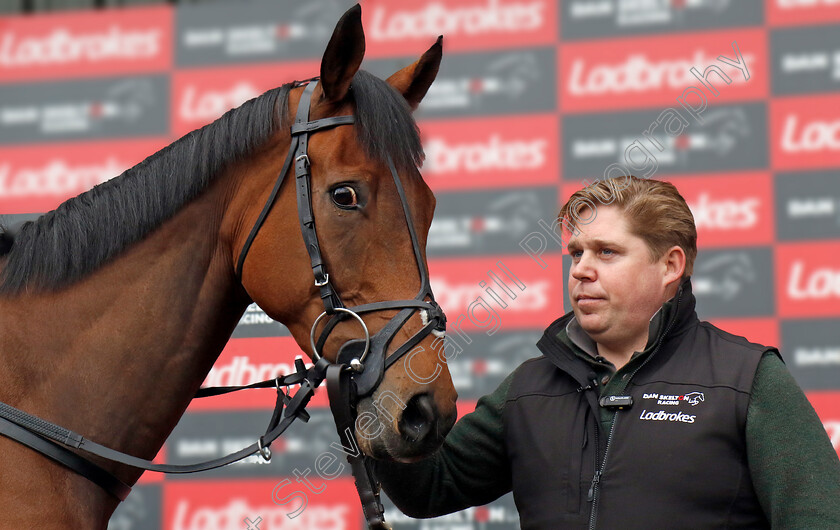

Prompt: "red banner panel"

[560,29,767,113]
[768,0,840,26]
[671,172,774,248]
[457,399,479,419]
[0,138,168,214]
[772,94,840,170]
[0,6,172,83]
[777,242,840,318]
[171,61,318,137]
[429,254,564,332]
[163,478,361,530]
[806,391,840,458]
[189,336,327,412]
[362,0,558,57]
[418,114,559,192]
[707,318,780,349]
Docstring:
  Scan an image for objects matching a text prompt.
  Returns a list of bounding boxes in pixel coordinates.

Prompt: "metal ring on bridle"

[257,438,271,461]
[309,307,371,363]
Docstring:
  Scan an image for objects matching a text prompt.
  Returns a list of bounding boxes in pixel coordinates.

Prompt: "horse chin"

[354,392,453,462]
[355,428,440,464]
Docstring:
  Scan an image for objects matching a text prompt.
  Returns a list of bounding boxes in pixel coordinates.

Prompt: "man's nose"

[571,252,596,281]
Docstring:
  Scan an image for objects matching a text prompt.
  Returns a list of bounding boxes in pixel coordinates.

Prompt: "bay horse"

[0,5,457,528]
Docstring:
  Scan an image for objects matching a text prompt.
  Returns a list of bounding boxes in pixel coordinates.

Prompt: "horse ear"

[386,36,443,111]
[320,3,365,103]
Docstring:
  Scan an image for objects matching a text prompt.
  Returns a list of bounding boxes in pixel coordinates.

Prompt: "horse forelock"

[349,70,425,178]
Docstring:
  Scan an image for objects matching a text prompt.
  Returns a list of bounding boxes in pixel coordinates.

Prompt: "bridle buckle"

[314,273,330,287]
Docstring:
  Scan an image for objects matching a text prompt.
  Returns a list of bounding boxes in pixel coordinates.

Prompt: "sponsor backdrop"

[1,0,839,528]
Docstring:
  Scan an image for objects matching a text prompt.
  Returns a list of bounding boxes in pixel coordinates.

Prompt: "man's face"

[566,205,672,350]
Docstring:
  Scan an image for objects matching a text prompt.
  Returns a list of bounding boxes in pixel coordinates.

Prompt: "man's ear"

[320,4,365,103]
[662,246,686,286]
[386,36,443,111]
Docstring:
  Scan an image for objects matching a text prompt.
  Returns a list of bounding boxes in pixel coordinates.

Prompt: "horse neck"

[0,169,251,487]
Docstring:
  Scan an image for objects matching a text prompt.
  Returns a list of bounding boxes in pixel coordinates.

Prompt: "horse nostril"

[398,393,437,443]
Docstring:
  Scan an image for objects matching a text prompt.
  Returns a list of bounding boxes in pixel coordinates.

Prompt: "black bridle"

[237,79,446,398]
[0,79,446,530]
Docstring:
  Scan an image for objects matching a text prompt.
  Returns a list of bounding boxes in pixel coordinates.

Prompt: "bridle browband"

[0,79,445,530]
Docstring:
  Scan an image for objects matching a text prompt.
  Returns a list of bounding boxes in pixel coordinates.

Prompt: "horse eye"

[332,186,358,208]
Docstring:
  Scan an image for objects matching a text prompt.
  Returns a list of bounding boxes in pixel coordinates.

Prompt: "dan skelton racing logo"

[643,391,705,406]
[638,391,705,425]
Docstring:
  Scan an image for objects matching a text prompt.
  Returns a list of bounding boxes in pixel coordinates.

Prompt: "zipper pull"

[587,470,602,502]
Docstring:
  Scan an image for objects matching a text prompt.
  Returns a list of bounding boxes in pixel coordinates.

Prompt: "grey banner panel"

[428,186,559,258]
[107,484,162,530]
[771,24,840,96]
[365,47,557,119]
[564,248,774,319]
[166,409,348,480]
[782,319,840,391]
[175,0,354,67]
[0,212,41,228]
[775,170,840,242]
[384,492,520,529]
[0,0,24,14]
[446,330,542,400]
[232,303,291,338]
[0,76,169,144]
[692,247,775,319]
[562,103,768,180]
[561,0,763,41]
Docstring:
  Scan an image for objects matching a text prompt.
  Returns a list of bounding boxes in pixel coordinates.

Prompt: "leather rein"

[0,80,445,530]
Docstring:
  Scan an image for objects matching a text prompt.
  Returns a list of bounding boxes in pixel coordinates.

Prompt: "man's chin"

[575,313,608,338]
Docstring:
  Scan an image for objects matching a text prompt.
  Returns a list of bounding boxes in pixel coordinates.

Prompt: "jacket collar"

[536,277,697,378]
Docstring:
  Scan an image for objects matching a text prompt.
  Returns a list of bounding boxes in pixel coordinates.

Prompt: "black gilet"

[504,280,775,529]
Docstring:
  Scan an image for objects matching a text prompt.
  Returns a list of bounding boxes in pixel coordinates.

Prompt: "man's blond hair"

[558,176,697,277]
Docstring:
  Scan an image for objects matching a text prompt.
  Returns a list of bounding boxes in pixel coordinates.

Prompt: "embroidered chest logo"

[642,391,705,407]
[683,392,705,406]
[638,391,706,424]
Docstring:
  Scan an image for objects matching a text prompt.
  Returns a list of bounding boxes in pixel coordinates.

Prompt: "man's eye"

[602,249,614,255]
[331,186,358,208]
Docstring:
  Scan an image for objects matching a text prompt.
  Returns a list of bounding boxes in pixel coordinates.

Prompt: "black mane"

[0,69,423,294]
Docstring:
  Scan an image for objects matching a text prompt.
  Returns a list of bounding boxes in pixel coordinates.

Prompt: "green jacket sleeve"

[372,371,515,518]
[747,352,840,528]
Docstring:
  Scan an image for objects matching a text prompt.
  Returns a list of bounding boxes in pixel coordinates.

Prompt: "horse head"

[232,5,457,462]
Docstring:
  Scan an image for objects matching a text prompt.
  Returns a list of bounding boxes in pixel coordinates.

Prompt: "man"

[373,176,840,528]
